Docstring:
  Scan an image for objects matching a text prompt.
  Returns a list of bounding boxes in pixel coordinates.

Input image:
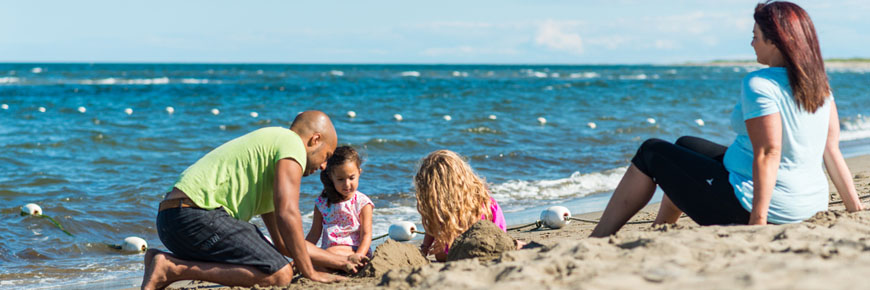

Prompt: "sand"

[161,154,870,290]
[447,220,516,262]
[358,239,429,277]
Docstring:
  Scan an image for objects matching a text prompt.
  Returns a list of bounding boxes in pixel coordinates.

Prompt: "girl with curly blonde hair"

[414,150,506,261]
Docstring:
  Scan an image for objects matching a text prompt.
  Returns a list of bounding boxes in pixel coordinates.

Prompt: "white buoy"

[388,221,418,241]
[587,122,597,129]
[488,114,497,120]
[78,106,87,113]
[347,111,356,118]
[211,108,220,115]
[540,206,571,229]
[1,104,8,110]
[694,118,705,126]
[250,112,259,118]
[21,203,42,216]
[165,106,175,114]
[537,117,547,125]
[393,114,403,121]
[219,125,227,130]
[329,70,344,77]
[121,236,148,252]
[646,118,656,124]
[443,115,452,121]
[124,108,133,115]
[38,107,46,113]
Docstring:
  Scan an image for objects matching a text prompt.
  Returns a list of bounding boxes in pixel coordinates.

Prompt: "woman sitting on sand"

[591,1,863,237]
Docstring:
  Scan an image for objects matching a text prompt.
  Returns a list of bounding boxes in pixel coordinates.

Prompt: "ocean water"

[2,63,869,288]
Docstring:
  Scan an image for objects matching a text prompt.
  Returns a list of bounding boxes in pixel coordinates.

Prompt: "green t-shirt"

[173,127,307,222]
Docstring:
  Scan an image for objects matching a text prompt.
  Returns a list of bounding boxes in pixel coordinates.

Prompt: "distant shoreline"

[685,58,870,69]
[2,60,869,67]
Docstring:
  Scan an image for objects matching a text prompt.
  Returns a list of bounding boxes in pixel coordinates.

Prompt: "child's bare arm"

[420,234,434,256]
[355,204,374,257]
[305,206,323,244]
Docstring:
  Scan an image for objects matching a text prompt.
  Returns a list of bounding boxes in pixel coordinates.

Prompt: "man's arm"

[273,158,338,282]
[261,212,290,257]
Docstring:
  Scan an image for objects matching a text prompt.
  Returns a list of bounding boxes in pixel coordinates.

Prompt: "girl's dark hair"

[319,146,362,205]
[754,1,830,113]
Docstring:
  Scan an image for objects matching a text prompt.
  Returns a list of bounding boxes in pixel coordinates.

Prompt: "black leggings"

[631,136,750,225]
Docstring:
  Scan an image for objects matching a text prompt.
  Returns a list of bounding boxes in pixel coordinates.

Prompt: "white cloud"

[734,18,754,32]
[535,20,583,54]
[420,46,519,57]
[586,36,630,49]
[655,11,709,35]
[653,39,678,50]
[701,36,719,46]
[420,21,495,30]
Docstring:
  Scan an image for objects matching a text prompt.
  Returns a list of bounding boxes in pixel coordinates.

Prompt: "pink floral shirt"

[315,191,374,249]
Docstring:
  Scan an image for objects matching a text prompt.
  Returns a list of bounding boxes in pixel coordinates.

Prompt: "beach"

[156,154,870,290]
[2,63,868,288]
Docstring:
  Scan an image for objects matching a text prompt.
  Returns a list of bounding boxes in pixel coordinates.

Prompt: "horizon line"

[1,58,866,66]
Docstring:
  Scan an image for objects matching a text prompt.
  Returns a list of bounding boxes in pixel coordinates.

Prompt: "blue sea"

[2,63,869,289]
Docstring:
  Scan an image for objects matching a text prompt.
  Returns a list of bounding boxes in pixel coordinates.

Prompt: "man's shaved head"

[291,111,336,145]
[290,111,337,176]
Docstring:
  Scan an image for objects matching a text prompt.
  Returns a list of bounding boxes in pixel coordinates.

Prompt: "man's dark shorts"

[157,207,289,274]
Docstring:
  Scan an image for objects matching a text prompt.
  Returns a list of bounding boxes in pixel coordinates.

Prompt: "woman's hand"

[748,211,768,225]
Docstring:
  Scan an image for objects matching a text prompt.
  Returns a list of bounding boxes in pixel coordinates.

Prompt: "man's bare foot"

[141,249,173,290]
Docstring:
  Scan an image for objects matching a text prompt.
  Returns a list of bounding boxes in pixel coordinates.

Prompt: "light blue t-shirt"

[722,67,831,224]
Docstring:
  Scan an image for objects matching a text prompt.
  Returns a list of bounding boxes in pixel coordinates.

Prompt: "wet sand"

[157,154,870,290]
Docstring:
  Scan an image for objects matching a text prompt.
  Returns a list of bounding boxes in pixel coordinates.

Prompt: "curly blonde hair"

[414,150,492,252]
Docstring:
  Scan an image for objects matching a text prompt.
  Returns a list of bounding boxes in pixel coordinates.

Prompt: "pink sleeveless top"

[442,197,506,254]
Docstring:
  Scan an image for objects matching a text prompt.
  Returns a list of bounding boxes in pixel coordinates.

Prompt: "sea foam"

[841,116,870,141]
[80,77,170,85]
[0,77,20,84]
[569,72,600,79]
[490,167,627,202]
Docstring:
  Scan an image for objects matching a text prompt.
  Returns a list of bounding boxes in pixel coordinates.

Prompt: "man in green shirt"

[142,111,359,289]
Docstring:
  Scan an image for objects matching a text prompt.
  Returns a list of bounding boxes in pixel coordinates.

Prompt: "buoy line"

[372,221,426,241]
[506,194,870,231]
[19,203,148,253]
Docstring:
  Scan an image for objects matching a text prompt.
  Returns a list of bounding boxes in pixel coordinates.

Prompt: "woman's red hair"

[754,1,830,113]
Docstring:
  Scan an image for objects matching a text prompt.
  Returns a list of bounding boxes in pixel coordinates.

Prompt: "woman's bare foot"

[141,249,173,290]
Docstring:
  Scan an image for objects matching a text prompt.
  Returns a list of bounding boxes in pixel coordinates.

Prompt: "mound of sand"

[162,156,870,290]
[447,220,516,261]
[358,239,429,278]
[381,208,870,289]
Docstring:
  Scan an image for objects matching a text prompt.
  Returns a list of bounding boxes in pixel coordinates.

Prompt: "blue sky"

[3,0,868,64]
